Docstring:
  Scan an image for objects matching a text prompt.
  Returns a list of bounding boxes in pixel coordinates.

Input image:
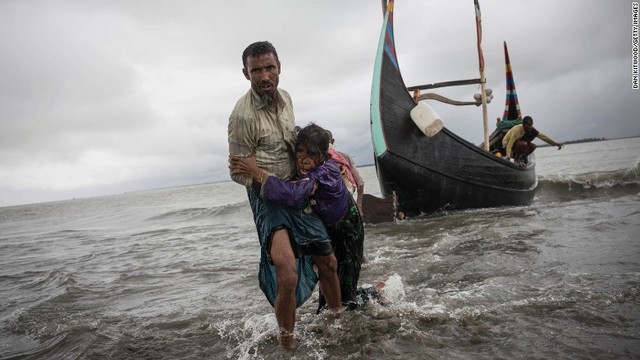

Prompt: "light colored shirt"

[228,88,297,187]
[502,124,557,158]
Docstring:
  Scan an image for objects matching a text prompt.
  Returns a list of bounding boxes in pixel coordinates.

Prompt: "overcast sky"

[1,0,638,207]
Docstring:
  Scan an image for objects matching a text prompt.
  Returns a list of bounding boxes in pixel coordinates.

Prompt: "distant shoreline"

[538,137,606,147]
[539,135,640,147]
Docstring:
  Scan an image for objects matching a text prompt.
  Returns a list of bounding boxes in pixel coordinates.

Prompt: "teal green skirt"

[247,187,330,308]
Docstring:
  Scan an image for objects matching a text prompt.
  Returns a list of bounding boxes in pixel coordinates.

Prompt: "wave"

[4,268,77,294]
[540,164,640,188]
[6,270,88,337]
[536,165,640,202]
[144,201,249,223]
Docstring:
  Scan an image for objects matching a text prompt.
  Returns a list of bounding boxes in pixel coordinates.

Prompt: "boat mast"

[479,73,489,151]
[474,0,490,151]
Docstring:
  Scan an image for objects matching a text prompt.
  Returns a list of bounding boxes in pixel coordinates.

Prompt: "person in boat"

[326,130,365,215]
[230,123,384,312]
[227,41,341,349]
[502,115,563,166]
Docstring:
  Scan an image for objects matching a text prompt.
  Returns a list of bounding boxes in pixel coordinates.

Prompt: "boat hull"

[370,2,537,216]
[375,147,536,216]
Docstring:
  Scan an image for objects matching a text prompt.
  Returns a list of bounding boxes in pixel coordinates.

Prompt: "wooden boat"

[367,0,537,220]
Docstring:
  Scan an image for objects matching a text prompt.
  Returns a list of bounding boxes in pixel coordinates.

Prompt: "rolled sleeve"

[228,98,257,187]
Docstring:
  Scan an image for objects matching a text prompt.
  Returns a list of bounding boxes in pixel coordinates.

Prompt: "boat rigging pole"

[474,0,490,151]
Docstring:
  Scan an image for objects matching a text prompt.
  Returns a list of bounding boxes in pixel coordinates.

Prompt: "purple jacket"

[262,159,350,225]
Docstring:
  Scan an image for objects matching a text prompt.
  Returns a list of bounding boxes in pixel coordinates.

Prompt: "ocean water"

[1,137,639,360]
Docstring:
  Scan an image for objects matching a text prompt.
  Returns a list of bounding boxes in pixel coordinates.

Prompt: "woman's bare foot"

[328,306,344,319]
[373,280,386,291]
[278,330,296,349]
[373,280,387,304]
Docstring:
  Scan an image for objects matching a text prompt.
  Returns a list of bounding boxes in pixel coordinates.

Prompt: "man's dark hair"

[242,41,279,68]
[522,116,533,125]
[296,123,330,159]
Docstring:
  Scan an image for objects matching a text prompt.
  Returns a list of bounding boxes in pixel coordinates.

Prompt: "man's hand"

[229,150,259,177]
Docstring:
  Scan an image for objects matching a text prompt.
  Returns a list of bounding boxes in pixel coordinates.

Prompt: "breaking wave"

[536,164,640,202]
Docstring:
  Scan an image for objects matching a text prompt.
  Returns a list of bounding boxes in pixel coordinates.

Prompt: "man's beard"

[260,91,275,106]
[254,79,277,107]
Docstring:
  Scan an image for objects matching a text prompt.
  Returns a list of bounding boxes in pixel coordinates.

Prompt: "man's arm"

[228,113,256,187]
[503,130,516,158]
[537,132,563,150]
[503,126,524,158]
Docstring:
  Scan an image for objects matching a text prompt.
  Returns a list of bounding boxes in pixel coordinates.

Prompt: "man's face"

[243,53,280,104]
[523,121,533,133]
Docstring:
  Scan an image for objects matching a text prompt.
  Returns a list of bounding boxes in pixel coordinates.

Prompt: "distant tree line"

[539,137,606,147]
[562,137,606,145]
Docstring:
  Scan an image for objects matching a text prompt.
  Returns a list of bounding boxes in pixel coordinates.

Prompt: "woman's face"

[295,144,323,176]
